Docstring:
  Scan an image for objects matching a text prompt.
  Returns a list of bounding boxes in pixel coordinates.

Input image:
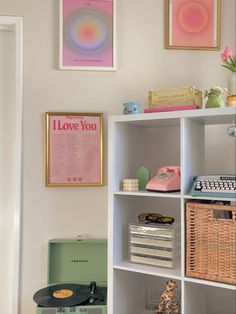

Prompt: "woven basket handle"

[212,208,235,220]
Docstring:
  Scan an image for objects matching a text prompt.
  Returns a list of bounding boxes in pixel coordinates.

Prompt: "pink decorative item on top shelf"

[144,104,198,113]
[220,46,236,100]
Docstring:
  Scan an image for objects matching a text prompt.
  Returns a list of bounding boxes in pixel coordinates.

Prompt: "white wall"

[0,1,235,314]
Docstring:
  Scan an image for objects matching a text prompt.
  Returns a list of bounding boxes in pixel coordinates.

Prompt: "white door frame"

[0,16,23,314]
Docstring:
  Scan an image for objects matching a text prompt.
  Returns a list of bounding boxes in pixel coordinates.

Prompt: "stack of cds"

[129,223,180,269]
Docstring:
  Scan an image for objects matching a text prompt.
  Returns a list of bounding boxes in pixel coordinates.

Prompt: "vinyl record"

[33,283,90,307]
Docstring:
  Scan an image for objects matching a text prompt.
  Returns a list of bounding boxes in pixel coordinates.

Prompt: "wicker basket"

[148,86,202,108]
[186,202,236,285]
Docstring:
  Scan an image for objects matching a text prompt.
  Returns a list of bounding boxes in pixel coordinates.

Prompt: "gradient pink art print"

[167,0,220,49]
[61,0,114,68]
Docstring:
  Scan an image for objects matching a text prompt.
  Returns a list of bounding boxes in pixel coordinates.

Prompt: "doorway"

[0,16,23,314]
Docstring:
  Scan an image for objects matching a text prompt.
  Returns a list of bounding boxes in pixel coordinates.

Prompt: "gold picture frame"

[45,112,103,187]
[165,0,221,50]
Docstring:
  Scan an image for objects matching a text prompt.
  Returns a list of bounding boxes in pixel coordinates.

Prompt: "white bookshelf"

[108,107,236,314]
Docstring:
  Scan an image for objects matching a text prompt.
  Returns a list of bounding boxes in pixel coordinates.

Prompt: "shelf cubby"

[113,269,182,314]
[181,116,236,195]
[113,195,181,272]
[112,120,181,193]
[184,281,236,314]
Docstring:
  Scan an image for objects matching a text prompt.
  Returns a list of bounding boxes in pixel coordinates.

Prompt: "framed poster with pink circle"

[165,0,221,50]
[59,0,116,70]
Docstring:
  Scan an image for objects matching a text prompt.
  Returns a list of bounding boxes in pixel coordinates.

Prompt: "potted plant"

[220,46,236,96]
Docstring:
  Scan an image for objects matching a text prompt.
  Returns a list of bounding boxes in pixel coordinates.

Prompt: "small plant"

[221,46,236,72]
[204,86,227,98]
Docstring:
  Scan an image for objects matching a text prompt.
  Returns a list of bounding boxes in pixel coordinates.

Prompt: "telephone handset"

[146,166,181,192]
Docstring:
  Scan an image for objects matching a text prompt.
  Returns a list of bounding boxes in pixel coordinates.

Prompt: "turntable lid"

[48,239,107,286]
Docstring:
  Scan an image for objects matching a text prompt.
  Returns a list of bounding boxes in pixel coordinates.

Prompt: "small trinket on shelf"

[204,86,226,108]
[226,95,236,107]
[154,280,180,314]
[138,212,175,224]
[123,102,141,114]
[122,179,139,192]
[137,166,150,190]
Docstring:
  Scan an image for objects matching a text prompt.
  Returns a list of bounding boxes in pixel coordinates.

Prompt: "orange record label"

[53,289,74,299]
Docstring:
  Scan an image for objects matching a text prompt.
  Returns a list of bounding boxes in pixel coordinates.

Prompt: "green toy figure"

[137,166,150,190]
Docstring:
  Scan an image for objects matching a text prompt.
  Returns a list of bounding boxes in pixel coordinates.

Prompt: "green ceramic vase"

[205,94,225,108]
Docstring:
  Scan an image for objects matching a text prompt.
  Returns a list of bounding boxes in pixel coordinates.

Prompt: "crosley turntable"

[34,238,107,314]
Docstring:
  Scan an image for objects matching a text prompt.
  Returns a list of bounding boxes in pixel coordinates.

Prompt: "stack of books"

[144,104,198,113]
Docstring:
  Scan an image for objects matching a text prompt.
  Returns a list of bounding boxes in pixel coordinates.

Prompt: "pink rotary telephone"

[146,166,181,192]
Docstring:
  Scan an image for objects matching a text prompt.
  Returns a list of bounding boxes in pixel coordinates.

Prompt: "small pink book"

[144,104,198,113]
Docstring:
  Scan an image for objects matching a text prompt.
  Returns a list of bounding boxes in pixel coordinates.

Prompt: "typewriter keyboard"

[191,175,236,198]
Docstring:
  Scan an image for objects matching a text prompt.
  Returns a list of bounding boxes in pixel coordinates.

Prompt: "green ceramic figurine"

[204,86,227,108]
[137,166,150,190]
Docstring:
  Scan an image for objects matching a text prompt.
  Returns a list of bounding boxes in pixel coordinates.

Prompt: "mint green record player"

[35,239,107,314]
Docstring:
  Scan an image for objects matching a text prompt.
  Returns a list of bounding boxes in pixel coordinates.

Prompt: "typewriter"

[190,174,236,198]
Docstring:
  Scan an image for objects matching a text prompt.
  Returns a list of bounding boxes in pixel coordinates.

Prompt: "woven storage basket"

[186,202,236,285]
[148,86,202,108]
